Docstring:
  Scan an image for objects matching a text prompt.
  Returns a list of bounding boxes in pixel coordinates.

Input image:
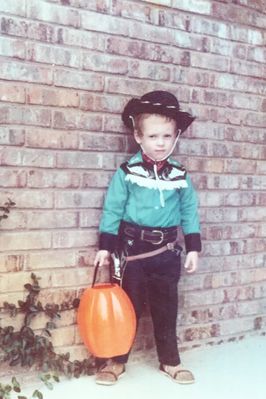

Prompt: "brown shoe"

[95,360,126,386]
[160,364,195,384]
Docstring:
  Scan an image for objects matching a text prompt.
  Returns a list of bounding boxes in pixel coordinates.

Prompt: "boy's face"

[134,114,177,161]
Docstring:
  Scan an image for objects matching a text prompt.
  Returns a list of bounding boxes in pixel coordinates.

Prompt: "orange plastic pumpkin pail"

[77,264,136,358]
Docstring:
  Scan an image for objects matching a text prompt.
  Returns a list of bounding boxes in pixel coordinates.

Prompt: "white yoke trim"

[125,174,188,190]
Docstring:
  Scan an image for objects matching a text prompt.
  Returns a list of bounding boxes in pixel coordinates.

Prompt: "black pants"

[113,248,181,366]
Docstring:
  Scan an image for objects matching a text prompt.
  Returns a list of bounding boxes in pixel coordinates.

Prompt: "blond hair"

[134,113,177,136]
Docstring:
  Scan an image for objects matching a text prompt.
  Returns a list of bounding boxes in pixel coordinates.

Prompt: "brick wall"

[0,0,265,372]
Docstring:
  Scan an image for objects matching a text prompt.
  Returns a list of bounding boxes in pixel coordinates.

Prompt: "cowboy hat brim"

[122,98,195,133]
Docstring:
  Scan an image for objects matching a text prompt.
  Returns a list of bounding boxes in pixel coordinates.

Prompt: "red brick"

[80,93,125,113]
[0,127,25,145]
[56,151,116,170]
[106,36,190,65]
[0,105,51,127]
[0,254,25,273]
[28,0,80,28]
[56,27,105,51]
[26,42,80,68]
[232,43,247,59]
[0,36,25,59]
[0,190,53,208]
[224,126,265,144]
[22,148,55,168]
[198,191,224,207]
[54,190,104,209]
[230,59,264,78]
[0,232,51,251]
[129,21,174,45]
[27,250,76,270]
[79,210,101,227]
[207,175,240,189]
[173,68,210,87]
[172,0,211,14]
[53,110,102,130]
[224,159,257,174]
[27,20,56,42]
[187,158,225,173]
[179,139,208,156]
[54,69,104,91]
[27,169,80,189]
[81,10,128,35]
[244,112,266,128]
[191,16,230,39]
[128,60,170,81]
[0,84,25,103]
[0,211,27,230]
[247,46,266,63]
[203,90,229,107]
[0,169,27,188]
[112,0,159,24]
[213,73,265,95]
[82,53,128,74]
[68,0,110,13]
[81,171,113,188]
[106,76,153,96]
[25,128,79,149]
[0,1,26,16]
[103,113,125,134]
[261,99,266,112]
[52,230,97,248]
[212,3,262,31]
[27,211,79,229]
[0,146,23,166]
[0,16,28,37]
[79,132,126,152]
[0,61,53,84]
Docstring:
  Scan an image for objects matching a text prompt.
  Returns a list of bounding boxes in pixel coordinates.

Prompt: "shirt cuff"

[99,232,117,252]
[184,233,202,253]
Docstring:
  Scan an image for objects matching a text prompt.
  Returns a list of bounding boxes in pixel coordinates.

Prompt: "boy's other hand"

[94,250,111,267]
[184,251,198,273]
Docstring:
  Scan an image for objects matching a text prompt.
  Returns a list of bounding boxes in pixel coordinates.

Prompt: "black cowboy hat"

[122,90,195,133]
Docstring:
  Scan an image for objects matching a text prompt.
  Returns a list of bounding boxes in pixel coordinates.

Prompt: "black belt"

[122,224,178,245]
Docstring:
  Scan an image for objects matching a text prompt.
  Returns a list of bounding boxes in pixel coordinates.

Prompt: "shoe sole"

[95,370,126,386]
[159,369,195,385]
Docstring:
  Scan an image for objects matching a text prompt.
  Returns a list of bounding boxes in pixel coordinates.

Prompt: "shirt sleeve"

[99,167,128,252]
[179,174,202,253]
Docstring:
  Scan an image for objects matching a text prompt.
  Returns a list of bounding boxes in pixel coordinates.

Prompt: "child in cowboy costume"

[94,90,201,385]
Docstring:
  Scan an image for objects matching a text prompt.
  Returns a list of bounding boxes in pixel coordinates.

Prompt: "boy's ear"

[134,130,142,144]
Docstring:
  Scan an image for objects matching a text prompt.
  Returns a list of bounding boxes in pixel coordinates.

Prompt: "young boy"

[94,91,201,385]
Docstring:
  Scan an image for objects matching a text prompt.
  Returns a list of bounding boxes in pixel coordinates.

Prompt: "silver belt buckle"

[151,230,164,245]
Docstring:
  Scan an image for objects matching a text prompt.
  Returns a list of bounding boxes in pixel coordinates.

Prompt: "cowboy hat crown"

[122,90,195,133]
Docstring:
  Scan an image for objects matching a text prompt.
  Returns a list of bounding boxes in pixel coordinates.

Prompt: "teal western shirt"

[99,151,201,253]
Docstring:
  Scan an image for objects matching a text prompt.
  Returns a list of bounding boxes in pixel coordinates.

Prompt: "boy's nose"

[157,138,164,146]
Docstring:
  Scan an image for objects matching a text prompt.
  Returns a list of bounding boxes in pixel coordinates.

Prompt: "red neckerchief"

[142,152,167,171]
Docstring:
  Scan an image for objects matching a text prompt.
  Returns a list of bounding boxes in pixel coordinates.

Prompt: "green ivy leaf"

[44,381,53,391]
[52,375,60,383]
[11,376,21,392]
[33,389,43,399]
[46,322,56,330]
[44,329,51,337]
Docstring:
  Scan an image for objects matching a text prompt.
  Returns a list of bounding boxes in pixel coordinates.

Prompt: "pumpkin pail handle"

[92,262,113,287]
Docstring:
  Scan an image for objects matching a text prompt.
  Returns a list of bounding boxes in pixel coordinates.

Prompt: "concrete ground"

[19,334,265,399]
